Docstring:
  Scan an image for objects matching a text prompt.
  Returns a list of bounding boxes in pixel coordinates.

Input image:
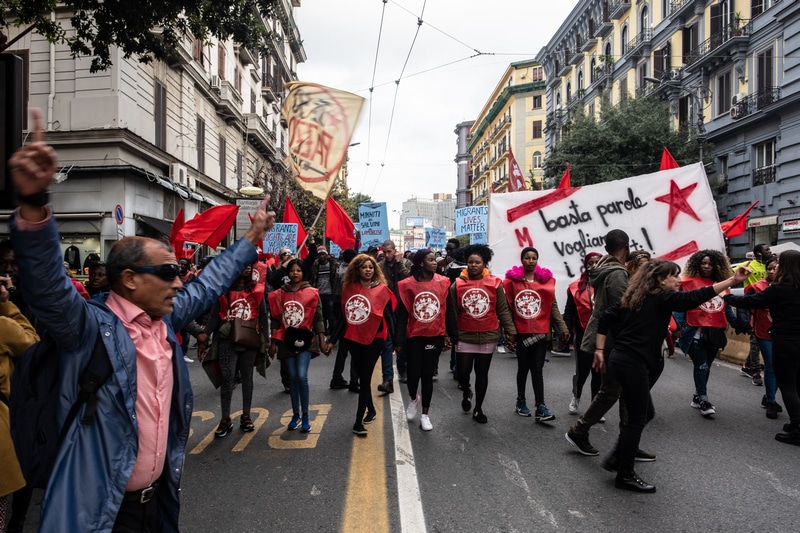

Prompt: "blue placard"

[262,223,298,256]
[358,202,389,251]
[328,241,342,258]
[425,228,447,249]
[454,206,488,235]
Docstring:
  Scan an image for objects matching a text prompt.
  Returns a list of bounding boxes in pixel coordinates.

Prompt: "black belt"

[123,483,159,504]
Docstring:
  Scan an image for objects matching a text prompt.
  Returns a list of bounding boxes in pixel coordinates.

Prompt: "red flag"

[557,164,571,189]
[169,208,185,257]
[721,200,759,238]
[179,204,239,249]
[283,195,309,259]
[507,148,527,192]
[660,147,680,170]
[325,196,356,250]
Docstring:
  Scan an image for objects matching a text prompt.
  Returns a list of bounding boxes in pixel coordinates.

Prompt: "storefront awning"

[747,215,778,228]
[135,214,174,237]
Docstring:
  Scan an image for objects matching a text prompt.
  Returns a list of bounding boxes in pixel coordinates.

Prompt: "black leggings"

[347,338,384,423]
[572,329,601,400]
[516,335,548,405]
[458,351,493,412]
[406,336,445,408]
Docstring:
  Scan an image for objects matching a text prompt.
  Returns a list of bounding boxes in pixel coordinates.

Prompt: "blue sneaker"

[301,414,311,433]
[515,398,532,417]
[288,413,301,430]
[535,404,555,422]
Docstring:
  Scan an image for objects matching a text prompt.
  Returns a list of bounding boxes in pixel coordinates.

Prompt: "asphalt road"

[15,344,800,532]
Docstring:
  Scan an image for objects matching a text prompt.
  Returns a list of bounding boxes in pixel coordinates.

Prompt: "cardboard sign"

[328,241,342,258]
[425,228,447,249]
[488,163,725,286]
[262,223,299,256]
[455,206,489,235]
[358,202,389,250]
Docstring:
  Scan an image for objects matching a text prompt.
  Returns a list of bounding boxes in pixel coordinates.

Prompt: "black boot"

[775,423,800,446]
[615,470,656,493]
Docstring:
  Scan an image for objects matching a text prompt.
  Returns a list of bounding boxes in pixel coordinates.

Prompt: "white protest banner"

[358,202,389,251]
[488,163,725,286]
[425,228,447,249]
[262,223,299,256]
[455,205,488,235]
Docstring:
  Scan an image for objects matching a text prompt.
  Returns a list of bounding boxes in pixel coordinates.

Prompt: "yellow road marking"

[189,410,215,439]
[269,404,331,449]
[341,360,389,533]
[188,407,269,455]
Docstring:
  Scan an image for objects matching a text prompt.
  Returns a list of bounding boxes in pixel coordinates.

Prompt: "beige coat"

[0,301,39,496]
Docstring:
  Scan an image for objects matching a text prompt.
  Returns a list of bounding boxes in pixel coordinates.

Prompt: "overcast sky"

[297,0,578,228]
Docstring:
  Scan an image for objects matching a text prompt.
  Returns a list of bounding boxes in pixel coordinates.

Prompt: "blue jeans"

[688,340,717,401]
[757,338,777,403]
[284,351,312,414]
[381,332,394,381]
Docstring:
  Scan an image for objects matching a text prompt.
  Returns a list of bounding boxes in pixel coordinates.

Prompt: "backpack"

[9,329,112,489]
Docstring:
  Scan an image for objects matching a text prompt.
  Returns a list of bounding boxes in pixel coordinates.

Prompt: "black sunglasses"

[280,251,294,257]
[126,264,180,281]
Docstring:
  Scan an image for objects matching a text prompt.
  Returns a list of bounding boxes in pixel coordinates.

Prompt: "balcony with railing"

[670,0,701,20]
[488,116,512,142]
[245,114,278,158]
[753,165,776,186]
[594,7,612,38]
[624,29,653,59]
[558,51,573,76]
[610,0,631,20]
[685,21,752,69]
[730,87,782,120]
[262,72,277,102]
[581,24,597,52]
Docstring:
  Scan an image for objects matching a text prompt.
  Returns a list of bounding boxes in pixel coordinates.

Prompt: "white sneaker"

[420,414,433,431]
[569,396,579,414]
[184,355,194,363]
[496,345,506,353]
[406,395,419,421]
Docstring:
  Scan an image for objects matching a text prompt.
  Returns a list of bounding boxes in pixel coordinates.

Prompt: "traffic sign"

[114,204,124,225]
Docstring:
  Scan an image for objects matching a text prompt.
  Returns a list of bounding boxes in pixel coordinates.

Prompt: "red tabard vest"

[398,274,450,338]
[341,283,395,344]
[748,280,773,339]
[503,277,556,334]
[567,280,593,330]
[268,286,319,342]
[682,277,729,328]
[455,275,501,332]
[219,288,261,321]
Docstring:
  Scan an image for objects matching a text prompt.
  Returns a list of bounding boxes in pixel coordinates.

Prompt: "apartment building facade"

[1,0,305,269]
[467,59,547,207]
[537,0,798,260]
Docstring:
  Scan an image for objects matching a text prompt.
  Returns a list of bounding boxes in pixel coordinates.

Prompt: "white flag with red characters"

[488,163,725,285]
[507,148,527,192]
[282,82,365,200]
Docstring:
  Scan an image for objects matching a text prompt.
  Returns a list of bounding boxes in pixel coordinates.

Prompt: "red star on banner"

[654,179,701,229]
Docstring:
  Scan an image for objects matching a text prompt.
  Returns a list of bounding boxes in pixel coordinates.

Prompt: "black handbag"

[700,327,728,351]
[284,327,313,353]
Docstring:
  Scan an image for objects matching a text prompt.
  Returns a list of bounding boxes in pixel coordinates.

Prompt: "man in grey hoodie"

[566,229,633,456]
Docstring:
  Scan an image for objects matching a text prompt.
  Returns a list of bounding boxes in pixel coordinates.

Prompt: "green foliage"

[545,96,712,186]
[1,0,279,72]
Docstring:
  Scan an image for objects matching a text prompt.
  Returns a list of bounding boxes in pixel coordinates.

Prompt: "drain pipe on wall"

[47,11,56,131]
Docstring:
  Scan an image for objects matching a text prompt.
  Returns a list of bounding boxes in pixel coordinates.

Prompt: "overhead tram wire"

[359,0,391,194]
[368,0,428,198]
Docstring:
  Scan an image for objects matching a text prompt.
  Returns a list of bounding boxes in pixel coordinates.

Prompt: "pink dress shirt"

[106,292,174,491]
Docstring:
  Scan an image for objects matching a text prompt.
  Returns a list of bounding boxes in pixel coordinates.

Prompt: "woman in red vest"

[209,263,270,437]
[447,244,516,424]
[563,251,602,414]
[331,254,396,436]
[395,249,451,431]
[268,259,332,432]
[675,250,737,418]
[503,247,568,422]
[736,256,781,418]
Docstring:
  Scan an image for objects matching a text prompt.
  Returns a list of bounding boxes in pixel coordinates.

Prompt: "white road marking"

[389,376,428,533]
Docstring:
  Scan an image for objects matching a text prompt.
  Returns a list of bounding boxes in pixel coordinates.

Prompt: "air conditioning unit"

[186,175,197,191]
[169,163,188,186]
[210,75,221,90]
[731,92,747,106]
[730,105,743,120]
[669,68,681,80]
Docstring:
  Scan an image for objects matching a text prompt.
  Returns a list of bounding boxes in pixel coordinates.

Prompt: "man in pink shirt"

[8,109,276,532]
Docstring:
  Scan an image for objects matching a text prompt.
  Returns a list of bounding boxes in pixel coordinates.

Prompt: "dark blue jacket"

[11,215,257,532]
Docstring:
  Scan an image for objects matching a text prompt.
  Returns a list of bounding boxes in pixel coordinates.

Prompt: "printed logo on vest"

[282,300,305,327]
[514,289,542,319]
[228,298,253,320]
[413,291,441,323]
[345,294,372,324]
[699,295,725,314]
[461,288,491,318]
